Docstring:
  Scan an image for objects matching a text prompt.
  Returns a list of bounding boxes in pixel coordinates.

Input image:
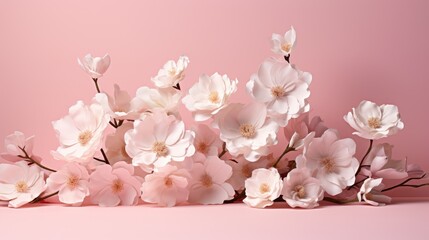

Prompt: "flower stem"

[18,147,56,172]
[30,191,59,203]
[347,140,373,190]
[381,173,427,192]
[92,78,101,93]
[100,148,110,165]
[173,83,181,90]
[218,142,227,158]
[323,197,357,204]
[224,190,246,204]
[284,54,290,63]
[273,145,295,168]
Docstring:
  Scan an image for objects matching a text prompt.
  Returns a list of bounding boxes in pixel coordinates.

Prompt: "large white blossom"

[151,56,190,88]
[243,168,283,208]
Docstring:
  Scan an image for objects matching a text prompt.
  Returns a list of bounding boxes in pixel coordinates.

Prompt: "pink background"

[0,0,428,198]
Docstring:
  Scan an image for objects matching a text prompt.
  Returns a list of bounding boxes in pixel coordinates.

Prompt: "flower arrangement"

[1,27,427,208]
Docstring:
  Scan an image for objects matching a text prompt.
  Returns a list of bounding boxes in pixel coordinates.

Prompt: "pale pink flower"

[94,84,140,120]
[246,58,311,127]
[89,161,141,207]
[271,26,296,56]
[51,101,110,164]
[218,102,279,162]
[0,161,46,208]
[282,168,324,209]
[297,129,359,196]
[141,165,191,207]
[188,156,234,204]
[77,54,111,79]
[152,55,190,88]
[105,122,133,165]
[284,113,328,149]
[192,124,223,160]
[125,112,195,172]
[344,100,404,140]
[1,131,35,163]
[243,168,283,208]
[357,178,391,206]
[132,87,181,118]
[361,143,408,179]
[182,72,238,121]
[46,162,90,205]
[227,156,270,191]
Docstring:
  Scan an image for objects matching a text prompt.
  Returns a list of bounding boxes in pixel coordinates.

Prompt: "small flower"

[132,87,181,118]
[51,101,110,164]
[0,161,46,208]
[357,178,391,206]
[243,168,283,208]
[188,156,234,204]
[271,26,296,56]
[361,143,408,179]
[105,122,133,165]
[344,100,404,140]
[89,161,141,207]
[77,54,111,79]
[1,131,35,163]
[282,168,324,209]
[94,84,140,120]
[46,162,90,205]
[284,113,328,149]
[192,124,223,160]
[227,156,270,191]
[151,56,190,88]
[182,72,238,121]
[297,129,359,196]
[246,58,311,127]
[141,165,191,207]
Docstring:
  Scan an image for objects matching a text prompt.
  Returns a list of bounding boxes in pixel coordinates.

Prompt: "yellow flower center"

[281,43,292,53]
[201,174,213,187]
[259,183,271,194]
[152,142,168,157]
[239,124,256,138]
[78,130,93,146]
[295,185,306,198]
[67,175,79,189]
[271,86,285,98]
[321,158,336,173]
[111,179,124,193]
[367,117,382,129]
[15,181,28,193]
[168,68,177,76]
[208,91,220,103]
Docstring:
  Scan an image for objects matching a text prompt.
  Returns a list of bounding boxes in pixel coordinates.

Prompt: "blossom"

[89,161,141,207]
[243,168,283,208]
[296,129,359,196]
[94,84,140,120]
[361,143,408,179]
[105,122,133,165]
[284,113,328,149]
[227,156,270,191]
[218,102,279,162]
[192,124,223,160]
[151,56,190,88]
[357,178,391,206]
[124,112,195,172]
[246,58,311,127]
[132,87,181,118]
[282,168,324,209]
[51,101,110,164]
[0,161,46,208]
[46,162,90,205]
[182,72,238,121]
[77,54,111,79]
[344,100,404,140]
[271,26,296,56]
[1,131,35,163]
[188,156,234,204]
[141,165,191,207]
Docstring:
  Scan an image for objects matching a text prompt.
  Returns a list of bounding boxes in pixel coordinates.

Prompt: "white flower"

[243,168,283,208]
[227,156,270,191]
[94,84,140,120]
[152,56,190,88]
[132,87,181,118]
[297,129,359,196]
[246,58,311,127]
[344,100,404,140]
[357,178,391,206]
[51,101,110,164]
[77,54,111,79]
[188,156,234,204]
[282,168,324,209]
[0,161,46,208]
[1,131,35,163]
[124,111,195,172]
[218,102,279,162]
[105,122,134,165]
[182,73,238,121]
[271,26,296,56]
[284,113,328,149]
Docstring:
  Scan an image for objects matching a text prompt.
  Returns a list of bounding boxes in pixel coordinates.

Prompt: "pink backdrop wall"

[0,0,428,196]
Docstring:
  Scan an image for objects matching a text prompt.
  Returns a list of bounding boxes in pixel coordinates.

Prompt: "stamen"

[78,130,93,146]
[239,124,256,138]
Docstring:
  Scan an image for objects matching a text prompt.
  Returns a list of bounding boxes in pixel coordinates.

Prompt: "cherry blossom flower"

[77,54,111,79]
[357,178,391,206]
[0,161,46,208]
[344,100,404,140]
[141,165,191,207]
[46,162,90,205]
[182,72,238,121]
[227,156,270,191]
[125,111,195,172]
[89,161,141,207]
[361,143,408,179]
[246,58,311,127]
[271,26,296,56]
[243,168,283,208]
[105,122,133,165]
[218,102,279,162]
[192,124,223,160]
[296,129,359,196]
[188,156,234,204]
[94,84,140,120]
[132,87,181,118]
[151,56,190,88]
[282,168,324,209]
[284,113,328,150]
[1,131,35,163]
[51,101,110,164]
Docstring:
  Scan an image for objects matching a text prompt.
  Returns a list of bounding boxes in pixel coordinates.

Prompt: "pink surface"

[0,0,428,197]
[1,198,428,239]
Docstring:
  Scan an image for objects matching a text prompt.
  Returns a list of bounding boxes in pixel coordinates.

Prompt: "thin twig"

[100,148,110,165]
[30,191,59,203]
[218,142,227,158]
[273,145,295,168]
[18,147,56,172]
[381,173,427,192]
[347,139,373,190]
[92,78,101,93]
